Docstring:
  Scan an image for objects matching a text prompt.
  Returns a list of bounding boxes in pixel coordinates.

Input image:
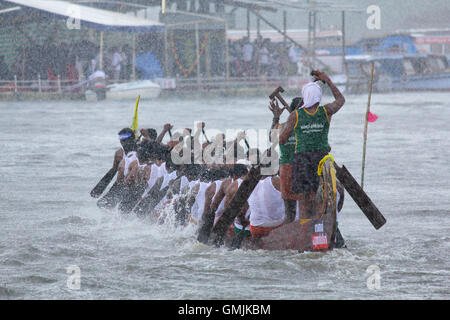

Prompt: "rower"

[139,128,157,144]
[188,168,212,225]
[248,175,285,239]
[270,97,303,223]
[209,169,233,226]
[117,129,147,213]
[223,163,251,239]
[116,128,139,184]
[173,164,202,225]
[97,128,137,210]
[279,70,345,221]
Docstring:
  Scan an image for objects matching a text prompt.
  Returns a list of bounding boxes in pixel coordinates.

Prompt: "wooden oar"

[202,128,210,144]
[197,206,216,244]
[244,138,250,150]
[90,167,117,198]
[334,162,386,230]
[211,165,262,247]
[97,182,125,210]
[133,177,166,216]
[118,184,146,214]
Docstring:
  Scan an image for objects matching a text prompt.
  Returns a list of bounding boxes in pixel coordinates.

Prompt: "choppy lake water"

[0,91,449,299]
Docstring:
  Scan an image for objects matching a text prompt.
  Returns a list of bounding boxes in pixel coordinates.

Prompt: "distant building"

[399,29,450,58]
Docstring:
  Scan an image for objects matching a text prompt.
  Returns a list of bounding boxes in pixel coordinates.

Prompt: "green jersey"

[294,106,330,153]
[279,123,296,165]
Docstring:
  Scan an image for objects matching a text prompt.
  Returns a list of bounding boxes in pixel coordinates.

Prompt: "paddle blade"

[90,167,117,198]
[335,164,386,230]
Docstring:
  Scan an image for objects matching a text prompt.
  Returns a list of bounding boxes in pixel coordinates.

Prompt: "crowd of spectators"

[0,36,302,85]
[0,40,134,85]
[228,36,299,78]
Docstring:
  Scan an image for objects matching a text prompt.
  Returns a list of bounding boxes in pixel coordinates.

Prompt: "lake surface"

[0,91,449,299]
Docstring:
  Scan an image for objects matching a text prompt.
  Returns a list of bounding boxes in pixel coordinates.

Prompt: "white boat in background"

[85,80,161,101]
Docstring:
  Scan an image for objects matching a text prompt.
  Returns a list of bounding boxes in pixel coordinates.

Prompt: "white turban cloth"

[300,82,322,109]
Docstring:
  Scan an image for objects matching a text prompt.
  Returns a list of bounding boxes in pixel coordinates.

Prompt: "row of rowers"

[96,123,344,241]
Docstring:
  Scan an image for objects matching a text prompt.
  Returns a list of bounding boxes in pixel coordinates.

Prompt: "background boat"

[85,80,161,101]
[345,53,450,93]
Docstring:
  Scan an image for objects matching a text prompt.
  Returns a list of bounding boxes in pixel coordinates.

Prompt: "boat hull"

[85,80,161,101]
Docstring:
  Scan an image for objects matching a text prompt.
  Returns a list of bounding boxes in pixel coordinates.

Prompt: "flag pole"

[361,62,375,190]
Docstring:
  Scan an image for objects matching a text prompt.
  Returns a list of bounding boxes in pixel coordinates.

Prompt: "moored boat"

[345,53,450,93]
[85,80,161,101]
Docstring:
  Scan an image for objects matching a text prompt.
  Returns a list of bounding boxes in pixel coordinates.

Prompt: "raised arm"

[156,123,173,143]
[312,70,345,117]
[116,159,125,183]
[279,111,297,145]
[268,98,285,130]
[113,148,124,170]
[210,178,230,214]
[201,183,216,221]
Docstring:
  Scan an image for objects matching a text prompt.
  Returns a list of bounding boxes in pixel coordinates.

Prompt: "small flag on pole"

[368,111,378,123]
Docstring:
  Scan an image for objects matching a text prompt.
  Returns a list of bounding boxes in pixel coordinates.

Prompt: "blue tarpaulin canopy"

[135,52,164,79]
[0,0,165,33]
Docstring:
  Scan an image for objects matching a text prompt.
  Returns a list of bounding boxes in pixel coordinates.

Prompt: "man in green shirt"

[270,97,303,223]
[279,70,345,220]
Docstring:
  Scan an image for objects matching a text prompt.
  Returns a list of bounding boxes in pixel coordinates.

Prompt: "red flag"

[368,111,378,122]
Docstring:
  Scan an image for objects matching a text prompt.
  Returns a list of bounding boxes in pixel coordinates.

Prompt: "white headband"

[300,82,322,109]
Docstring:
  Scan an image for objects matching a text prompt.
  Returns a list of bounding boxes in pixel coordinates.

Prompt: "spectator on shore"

[120,44,133,81]
[111,47,123,83]
[269,50,281,78]
[288,45,299,75]
[242,37,253,77]
[0,55,13,80]
[258,39,270,76]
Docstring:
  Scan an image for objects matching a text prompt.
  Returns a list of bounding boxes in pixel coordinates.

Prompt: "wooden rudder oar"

[334,163,386,230]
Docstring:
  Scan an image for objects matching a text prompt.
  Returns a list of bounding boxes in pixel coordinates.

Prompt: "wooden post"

[195,23,201,86]
[283,11,287,51]
[247,9,250,39]
[132,34,136,81]
[283,10,287,78]
[21,47,25,81]
[205,31,210,80]
[341,11,346,74]
[57,74,62,93]
[257,16,260,39]
[164,28,169,77]
[361,62,375,189]
[225,22,230,82]
[99,31,104,70]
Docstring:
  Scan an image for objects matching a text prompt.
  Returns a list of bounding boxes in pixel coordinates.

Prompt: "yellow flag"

[131,95,140,140]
